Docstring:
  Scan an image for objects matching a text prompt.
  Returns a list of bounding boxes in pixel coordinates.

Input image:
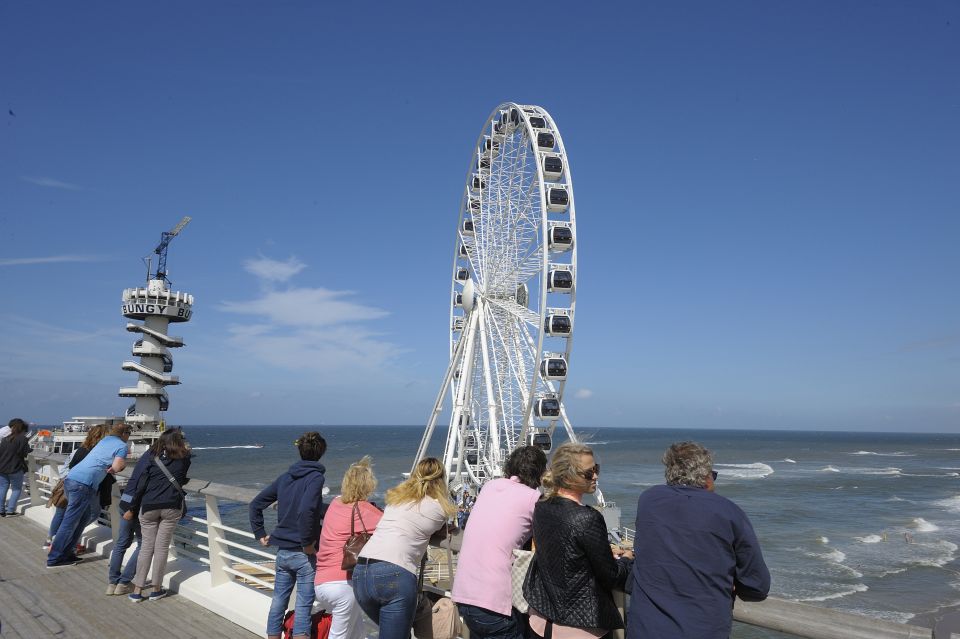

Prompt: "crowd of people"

[3,415,770,639]
[250,432,770,639]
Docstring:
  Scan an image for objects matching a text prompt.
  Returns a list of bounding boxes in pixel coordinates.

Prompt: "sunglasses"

[577,464,601,480]
[711,470,718,481]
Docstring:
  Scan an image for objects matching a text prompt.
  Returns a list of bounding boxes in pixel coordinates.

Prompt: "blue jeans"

[49,498,100,539]
[351,560,419,639]
[459,603,528,639]
[108,506,141,584]
[47,479,95,565]
[0,470,24,513]
[267,549,316,636]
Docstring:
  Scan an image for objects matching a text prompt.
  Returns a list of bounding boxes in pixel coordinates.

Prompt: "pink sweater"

[314,497,383,585]
[452,477,540,615]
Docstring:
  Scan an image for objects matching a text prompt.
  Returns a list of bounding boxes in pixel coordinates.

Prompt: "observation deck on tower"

[118,278,194,426]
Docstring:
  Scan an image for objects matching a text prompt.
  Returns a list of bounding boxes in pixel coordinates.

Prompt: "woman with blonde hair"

[523,442,633,638]
[351,457,455,639]
[314,456,384,639]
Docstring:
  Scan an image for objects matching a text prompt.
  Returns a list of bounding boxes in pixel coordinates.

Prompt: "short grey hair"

[662,441,713,488]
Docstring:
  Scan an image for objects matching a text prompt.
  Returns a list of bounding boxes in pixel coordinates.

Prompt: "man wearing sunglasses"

[627,441,770,639]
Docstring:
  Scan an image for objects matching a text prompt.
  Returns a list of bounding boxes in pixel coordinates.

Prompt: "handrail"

[23,452,937,639]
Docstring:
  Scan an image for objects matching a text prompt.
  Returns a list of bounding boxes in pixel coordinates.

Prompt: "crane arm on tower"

[153,216,192,281]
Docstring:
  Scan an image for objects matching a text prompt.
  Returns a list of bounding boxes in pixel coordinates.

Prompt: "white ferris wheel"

[414,102,579,493]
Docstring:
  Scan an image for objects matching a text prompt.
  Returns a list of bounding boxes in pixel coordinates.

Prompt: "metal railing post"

[110,483,122,545]
[205,494,229,587]
[26,454,43,508]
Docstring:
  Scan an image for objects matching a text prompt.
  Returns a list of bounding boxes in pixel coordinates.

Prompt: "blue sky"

[1,2,957,431]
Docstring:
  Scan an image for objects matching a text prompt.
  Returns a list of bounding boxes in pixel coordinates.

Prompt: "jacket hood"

[287,459,326,479]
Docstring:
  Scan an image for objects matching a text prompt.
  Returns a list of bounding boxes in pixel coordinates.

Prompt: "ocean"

[183,425,960,637]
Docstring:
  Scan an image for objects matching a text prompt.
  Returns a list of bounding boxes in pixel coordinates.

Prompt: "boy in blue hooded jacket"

[250,432,328,639]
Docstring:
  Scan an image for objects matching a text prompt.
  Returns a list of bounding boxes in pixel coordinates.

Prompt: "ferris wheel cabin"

[548,269,574,292]
[528,430,553,452]
[542,154,564,181]
[544,314,572,336]
[535,396,561,419]
[462,219,475,235]
[549,225,574,252]
[547,187,569,212]
[456,267,470,281]
[540,356,568,381]
[536,132,556,151]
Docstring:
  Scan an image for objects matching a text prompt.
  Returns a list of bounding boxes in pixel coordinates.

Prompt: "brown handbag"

[47,478,68,509]
[340,501,373,571]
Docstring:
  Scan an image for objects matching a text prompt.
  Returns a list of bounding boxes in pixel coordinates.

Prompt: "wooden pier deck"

[0,513,260,639]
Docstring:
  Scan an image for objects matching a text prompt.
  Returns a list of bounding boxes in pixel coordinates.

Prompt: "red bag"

[281,609,332,639]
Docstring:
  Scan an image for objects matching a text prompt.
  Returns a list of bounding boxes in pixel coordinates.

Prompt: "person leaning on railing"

[626,441,770,639]
[313,456,383,639]
[350,457,456,639]
[452,445,548,639]
[250,432,328,639]
[124,427,191,602]
[523,442,633,639]
[104,442,155,596]
[47,423,130,568]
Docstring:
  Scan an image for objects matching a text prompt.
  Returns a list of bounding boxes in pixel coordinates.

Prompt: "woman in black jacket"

[124,428,191,602]
[523,442,633,638]
[0,418,32,516]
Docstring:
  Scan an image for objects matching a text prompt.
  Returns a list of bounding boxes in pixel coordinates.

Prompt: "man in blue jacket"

[628,441,770,639]
[250,432,327,639]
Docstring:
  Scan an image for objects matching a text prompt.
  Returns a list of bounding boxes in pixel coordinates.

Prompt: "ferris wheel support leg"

[413,317,472,472]
[477,306,501,469]
[444,311,481,479]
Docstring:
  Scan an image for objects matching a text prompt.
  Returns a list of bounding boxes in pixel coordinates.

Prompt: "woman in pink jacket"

[314,456,383,639]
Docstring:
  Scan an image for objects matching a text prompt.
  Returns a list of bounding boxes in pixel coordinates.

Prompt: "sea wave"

[916,541,958,568]
[796,583,869,602]
[913,518,939,532]
[857,467,902,476]
[783,458,797,463]
[849,450,914,457]
[846,608,915,624]
[714,462,774,479]
[934,495,960,514]
[191,445,263,450]
[818,536,830,544]
[820,465,840,473]
[855,534,884,544]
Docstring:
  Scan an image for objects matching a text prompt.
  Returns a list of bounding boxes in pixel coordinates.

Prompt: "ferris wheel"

[414,102,579,493]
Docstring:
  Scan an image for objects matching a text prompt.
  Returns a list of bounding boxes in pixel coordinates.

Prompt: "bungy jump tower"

[118,217,193,430]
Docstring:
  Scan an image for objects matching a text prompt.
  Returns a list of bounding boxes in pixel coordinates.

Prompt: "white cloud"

[0,254,108,267]
[220,287,388,328]
[244,256,306,283]
[218,257,403,381]
[574,388,594,399]
[19,176,83,190]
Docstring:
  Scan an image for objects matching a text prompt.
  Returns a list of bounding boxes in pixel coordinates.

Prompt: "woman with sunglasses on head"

[523,442,633,639]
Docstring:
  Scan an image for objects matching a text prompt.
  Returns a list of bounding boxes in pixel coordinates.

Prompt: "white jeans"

[315,579,365,639]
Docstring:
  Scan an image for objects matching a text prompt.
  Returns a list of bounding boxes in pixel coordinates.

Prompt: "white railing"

[21,452,941,639]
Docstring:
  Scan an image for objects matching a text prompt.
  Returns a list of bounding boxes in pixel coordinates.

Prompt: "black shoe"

[46,558,82,568]
[0,512,6,517]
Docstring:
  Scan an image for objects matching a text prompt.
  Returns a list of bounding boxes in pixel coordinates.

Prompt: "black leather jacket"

[523,496,630,630]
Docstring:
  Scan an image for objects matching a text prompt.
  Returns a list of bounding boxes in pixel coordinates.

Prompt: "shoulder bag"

[413,523,462,639]
[511,548,534,613]
[47,478,68,509]
[340,501,373,571]
[153,456,188,519]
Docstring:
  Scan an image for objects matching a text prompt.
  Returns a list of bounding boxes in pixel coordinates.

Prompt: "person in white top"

[351,457,456,639]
